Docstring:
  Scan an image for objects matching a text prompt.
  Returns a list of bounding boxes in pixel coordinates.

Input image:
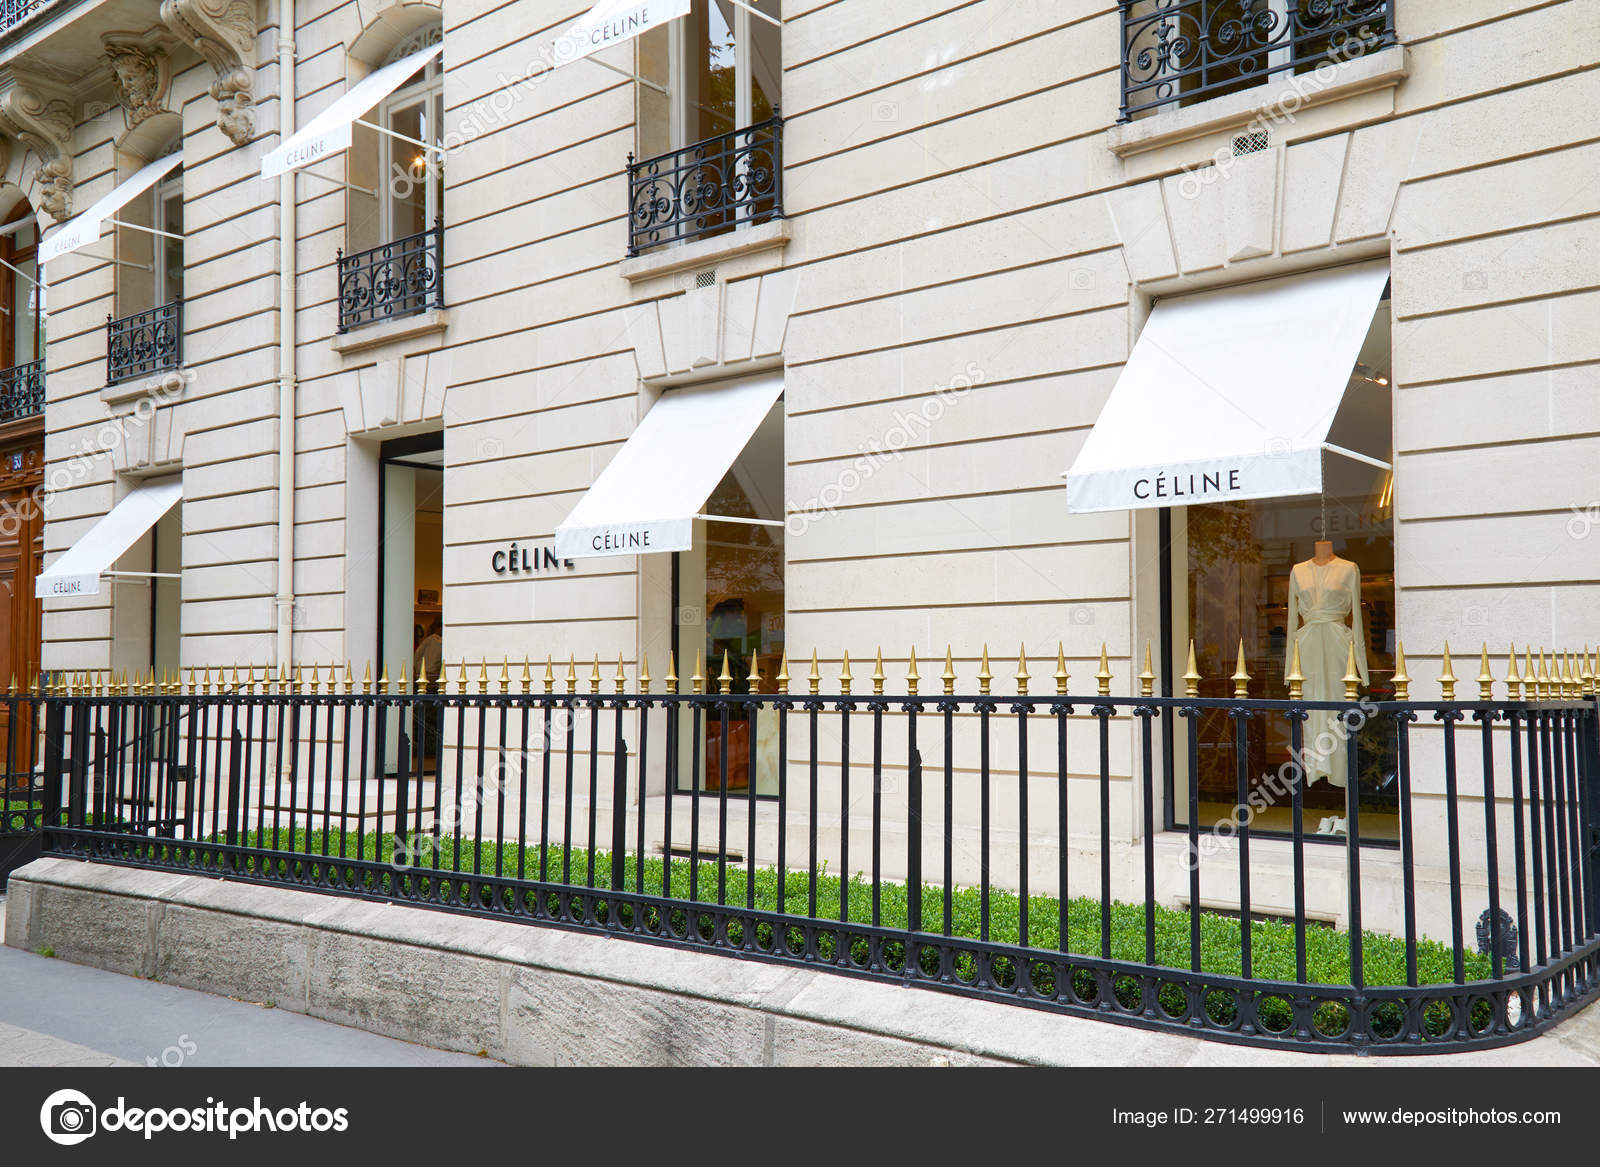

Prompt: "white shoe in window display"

[1316,816,1349,836]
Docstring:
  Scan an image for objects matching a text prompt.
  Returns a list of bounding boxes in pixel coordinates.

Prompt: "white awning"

[38,152,182,266]
[555,373,784,560]
[1064,260,1392,513]
[262,41,443,178]
[36,479,182,598]
[547,0,691,70]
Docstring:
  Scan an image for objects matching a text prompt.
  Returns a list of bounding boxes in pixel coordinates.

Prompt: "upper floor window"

[378,28,443,242]
[674,0,779,148]
[628,1,783,255]
[1119,0,1396,121]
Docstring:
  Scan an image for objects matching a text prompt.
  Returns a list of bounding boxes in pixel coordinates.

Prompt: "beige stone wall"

[19,1,1600,933]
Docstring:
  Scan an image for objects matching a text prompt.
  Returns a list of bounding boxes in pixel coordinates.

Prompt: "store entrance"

[379,434,443,775]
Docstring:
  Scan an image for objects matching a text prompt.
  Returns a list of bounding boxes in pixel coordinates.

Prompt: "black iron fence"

[18,653,1600,1053]
[1119,0,1397,120]
[0,357,43,421]
[336,220,445,333]
[107,299,182,384]
[627,113,783,256]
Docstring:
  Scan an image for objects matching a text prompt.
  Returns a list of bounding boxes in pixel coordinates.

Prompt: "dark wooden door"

[0,436,42,785]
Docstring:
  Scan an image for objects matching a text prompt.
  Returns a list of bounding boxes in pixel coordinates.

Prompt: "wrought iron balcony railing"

[23,643,1600,1055]
[107,299,182,385]
[627,113,784,256]
[0,0,57,37]
[0,357,44,422]
[336,219,445,333]
[1120,0,1397,121]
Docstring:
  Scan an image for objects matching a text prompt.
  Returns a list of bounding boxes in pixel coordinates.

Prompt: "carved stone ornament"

[0,78,73,220]
[159,0,256,146]
[102,35,173,130]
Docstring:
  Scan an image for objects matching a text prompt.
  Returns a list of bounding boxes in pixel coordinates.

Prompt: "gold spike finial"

[942,646,956,697]
[906,647,920,696]
[1343,641,1362,702]
[977,645,991,696]
[1537,648,1550,700]
[502,657,513,695]
[639,653,651,693]
[342,662,353,694]
[363,662,373,693]
[776,650,790,695]
[1564,651,1578,698]
[187,665,198,695]
[1389,642,1408,701]
[521,656,532,691]
[665,651,678,695]
[1015,643,1029,696]
[1581,647,1594,697]
[748,651,762,694]
[614,654,626,695]
[872,648,885,696]
[1183,640,1200,699]
[1287,638,1305,701]
[1477,644,1495,701]
[565,655,578,695]
[589,655,602,695]
[839,650,853,696]
[399,659,410,694]
[378,662,390,694]
[1139,640,1155,699]
[1439,641,1457,701]
[1503,645,1520,701]
[417,655,429,689]
[1097,643,1113,698]
[543,655,555,695]
[718,650,732,696]
[1234,641,1252,701]
[1054,642,1069,697]
[808,649,821,696]
[692,651,704,695]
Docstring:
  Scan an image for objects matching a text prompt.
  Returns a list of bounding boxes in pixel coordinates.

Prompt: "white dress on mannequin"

[1285,556,1369,786]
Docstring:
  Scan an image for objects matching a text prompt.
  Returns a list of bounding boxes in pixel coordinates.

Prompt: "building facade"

[11,0,1600,933]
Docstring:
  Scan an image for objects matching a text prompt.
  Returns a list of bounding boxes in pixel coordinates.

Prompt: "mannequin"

[1285,538,1368,788]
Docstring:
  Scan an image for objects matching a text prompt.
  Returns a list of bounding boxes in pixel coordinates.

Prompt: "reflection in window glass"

[1171,301,1396,842]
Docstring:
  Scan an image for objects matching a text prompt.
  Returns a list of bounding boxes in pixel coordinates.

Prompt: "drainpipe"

[274,0,297,670]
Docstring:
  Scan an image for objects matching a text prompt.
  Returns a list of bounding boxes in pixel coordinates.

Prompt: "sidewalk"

[0,895,499,1068]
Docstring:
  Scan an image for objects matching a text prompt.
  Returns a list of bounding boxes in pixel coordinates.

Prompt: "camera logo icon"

[40,1088,97,1146]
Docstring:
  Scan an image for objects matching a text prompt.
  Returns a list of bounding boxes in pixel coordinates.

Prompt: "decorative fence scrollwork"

[1120,0,1396,120]
[627,113,784,256]
[0,357,44,422]
[107,300,182,385]
[337,219,445,333]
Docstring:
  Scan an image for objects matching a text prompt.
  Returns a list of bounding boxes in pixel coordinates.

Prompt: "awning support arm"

[58,244,152,271]
[295,166,377,197]
[695,514,785,528]
[101,571,182,581]
[353,118,450,158]
[726,0,781,26]
[584,56,670,94]
[1322,442,1392,472]
[103,218,185,242]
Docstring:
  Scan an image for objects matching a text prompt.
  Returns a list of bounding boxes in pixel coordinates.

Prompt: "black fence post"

[40,697,64,844]
[611,742,628,894]
[226,729,244,872]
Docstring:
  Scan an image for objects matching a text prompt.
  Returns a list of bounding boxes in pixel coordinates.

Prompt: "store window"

[675,0,779,147]
[1166,290,1395,842]
[2,210,42,371]
[674,396,784,795]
